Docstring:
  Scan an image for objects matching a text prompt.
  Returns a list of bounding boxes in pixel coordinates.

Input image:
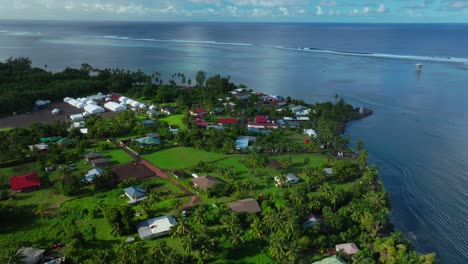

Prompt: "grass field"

[143,147,227,170]
[88,143,134,165]
[159,114,186,129]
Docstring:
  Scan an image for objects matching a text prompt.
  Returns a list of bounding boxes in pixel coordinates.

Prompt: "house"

[89,158,109,167]
[146,109,159,117]
[217,118,238,125]
[136,215,177,240]
[169,128,179,135]
[10,172,41,192]
[161,106,175,115]
[335,243,359,256]
[247,122,279,129]
[324,168,334,176]
[286,121,300,128]
[70,121,85,129]
[274,173,300,186]
[141,119,155,126]
[236,136,256,150]
[190,108,208,116]
[255,115,268,123]
[313,255,347,264]
[28,143,49,151]
[17,247,45,264]
[194,119,209,127]
[289,105,306,113]
[304,129,318,137]
[82,168,103,183]
[192,175,221,190]
[304,214,320,228]
[84,152,102,161]
[40,136,62,143]
[56,138,73,146]
[228,198,262,213]
[124,186,147,203]
[145,132,160,138]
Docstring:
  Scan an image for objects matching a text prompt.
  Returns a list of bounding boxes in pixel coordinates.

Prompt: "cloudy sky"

[0,0,467,22]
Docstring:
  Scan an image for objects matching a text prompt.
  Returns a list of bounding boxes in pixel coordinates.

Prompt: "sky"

[0,0,467,22]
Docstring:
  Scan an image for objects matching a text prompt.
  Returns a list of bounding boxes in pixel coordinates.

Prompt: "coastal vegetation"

[0,58,436,263]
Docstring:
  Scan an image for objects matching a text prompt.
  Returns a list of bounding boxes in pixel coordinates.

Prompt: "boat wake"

[1,30,468,64]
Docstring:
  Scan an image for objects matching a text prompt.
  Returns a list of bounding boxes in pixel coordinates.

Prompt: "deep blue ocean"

[0,21,467,263]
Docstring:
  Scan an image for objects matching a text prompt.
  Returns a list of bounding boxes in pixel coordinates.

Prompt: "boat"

[416,63,423,71]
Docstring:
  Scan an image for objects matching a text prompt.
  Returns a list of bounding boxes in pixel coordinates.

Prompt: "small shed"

[70,114,84,121]
[228,198,261,213]
[89,158,109,167]
[84,152,102,161]
[124,186,147,203]
[84,104,105,114]
[335,243,359,256]
[192,175,221,190]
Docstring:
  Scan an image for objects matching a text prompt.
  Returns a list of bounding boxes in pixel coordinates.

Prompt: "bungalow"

[217,118,238,125]
[247,127,271,134]
[84,152,102,161]
[313,256,347,264]
[89,158,109,168]
[255,115,268,123]
[28,143,49,151]
[133,136,161,147]
[136,215,177,240]
[145,132,160,138]
[17,247,45,264]
[335,243,359,257]
[274,173,300,186]
[82,168,103,183]
[289,105,306,112]
[194,119,209,127]
[324,168,334,177]
[190,108,208,116]
[142,119,154,126]
[247,122,279,129]
[228,198,262,213]
[304,129,318,138]
[10,172,41,192]
[124,186,147,203]
[192,175,221,190]
[304,214,320,228]
[40,136,62,143]
[286,121,300,128]
[161,106,175,115]
[70,114,84,122]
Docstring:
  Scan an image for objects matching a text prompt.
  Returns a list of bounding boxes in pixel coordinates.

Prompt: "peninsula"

[0,58,436,264]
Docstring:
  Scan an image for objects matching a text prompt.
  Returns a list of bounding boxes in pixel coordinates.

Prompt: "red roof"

[10,172,41,191]
[248,122,279,128]
[218,118,238,124]
[255,115,268,123]
[195,119,209,127]
[196,108,207,114]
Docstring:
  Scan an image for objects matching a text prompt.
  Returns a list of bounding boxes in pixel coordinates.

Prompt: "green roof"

[56,138,74,145]
[313,256,347,264]
[134,137,161,146]
[40,136,63,143]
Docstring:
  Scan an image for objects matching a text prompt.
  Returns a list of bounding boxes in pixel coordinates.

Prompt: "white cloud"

[228,0,307,8]
[316,5,323,15]
[362,6,370,14]
[320,0,337,7]
[188,0,220,4]
[279,7,289,16]
[449,1,468,9]
[250,8,271,16]
[297,9,306,15]
[376,4,386,13]
[225,5,239,16]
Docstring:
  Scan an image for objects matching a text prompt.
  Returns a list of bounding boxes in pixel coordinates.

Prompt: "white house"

[104,101,127,112]
[275,173,300,186]
[74,102,86,109]
[304,129,318,138]
[84,105,105,114]
[335,243,359,256]
[136,216,177,240]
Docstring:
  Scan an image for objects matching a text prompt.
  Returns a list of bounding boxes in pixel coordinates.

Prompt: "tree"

[356,140,364,152]
[171,218,191,238]
[102,205,134,236]
[33,203,47,218]
[320,183,339,212]
[196,71,206,86]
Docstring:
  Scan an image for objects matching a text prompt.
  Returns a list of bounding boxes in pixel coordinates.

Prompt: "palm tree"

[33,203,47,218]
[171,218,190,238]
[288,188,304,206]
[320,183,339,212]
[181,233,194,254]
[193,207,205,224]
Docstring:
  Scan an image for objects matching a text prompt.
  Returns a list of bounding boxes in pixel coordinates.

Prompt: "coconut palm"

[320,183,339,212]
[171,218,190,238]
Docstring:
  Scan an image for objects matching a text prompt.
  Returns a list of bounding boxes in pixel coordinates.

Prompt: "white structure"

[129,100,141,108]
[335,243,359,256]
[82,111,92,117]
[70,114,84,121]
[28,143,49,151]
[119,96,129,103]
[275,173,300,186]
[324,168,334,176]
[80,128,88,134]
[136,216,177,240]
[70,121,85,129]
[75,102,86,109]
[84,104,105,114]
[104,102,127,112]
[304,129,318,138]
[51,108,60,115]
[86,100,98,105]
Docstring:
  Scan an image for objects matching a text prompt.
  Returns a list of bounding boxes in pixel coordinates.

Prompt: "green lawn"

[143,147,227,170]
[159,114,186,129]
[88,143,134,165]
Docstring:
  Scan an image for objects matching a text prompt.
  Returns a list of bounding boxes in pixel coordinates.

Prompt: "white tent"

[149,105,157,110]
[70,114,84,121]
[104,102,127,112]
[119,96,128,103]
[35,100,47,106]
[82,111,92,117]
[86,100,97,105]
[140,104,148,109]
[84,104,105,114]
[51,108,60,115]
[63,97,72,102]
[75,102,86,109]
[130,101,141,108]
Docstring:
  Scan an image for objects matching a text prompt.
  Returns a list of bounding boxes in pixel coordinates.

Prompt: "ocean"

[0,21,467,263]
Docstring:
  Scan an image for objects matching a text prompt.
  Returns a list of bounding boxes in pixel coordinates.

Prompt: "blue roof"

[82,168,103,183]
[236,139,249,149]
[124,186,146,200]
